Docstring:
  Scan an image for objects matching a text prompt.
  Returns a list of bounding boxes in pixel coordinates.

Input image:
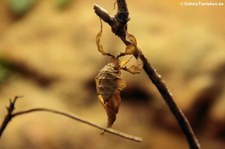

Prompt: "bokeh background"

[0,0,225,148]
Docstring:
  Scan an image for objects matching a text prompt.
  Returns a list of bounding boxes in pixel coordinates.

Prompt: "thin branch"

[93,1,201,149]
[139,54,200,149]
[0,97,142,142]
[0,96,22,137]
[94,4,115,27]
[94,0,129,38]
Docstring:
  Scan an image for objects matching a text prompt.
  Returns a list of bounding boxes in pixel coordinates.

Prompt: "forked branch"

[93,0,200,149]
[0,97,142,142]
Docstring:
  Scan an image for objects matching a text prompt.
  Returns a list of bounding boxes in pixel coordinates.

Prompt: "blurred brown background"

[0,0,225,149]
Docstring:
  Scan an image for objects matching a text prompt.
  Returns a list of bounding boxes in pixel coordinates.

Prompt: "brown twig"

[0,97,142,142]
[0,96,22,137]
[93,1,200,149]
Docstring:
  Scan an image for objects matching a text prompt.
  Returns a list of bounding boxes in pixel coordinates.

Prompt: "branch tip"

[6,96,23,112]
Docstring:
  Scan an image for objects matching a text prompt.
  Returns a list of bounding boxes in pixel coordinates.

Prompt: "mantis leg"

[121,57,143,74]
[96,19,114,57]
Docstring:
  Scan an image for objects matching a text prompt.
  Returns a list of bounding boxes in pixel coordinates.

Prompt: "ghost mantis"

[95,20,142,130]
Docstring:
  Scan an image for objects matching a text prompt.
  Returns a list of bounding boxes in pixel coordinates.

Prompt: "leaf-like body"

[96,62,126,128]
[105,91,121,127]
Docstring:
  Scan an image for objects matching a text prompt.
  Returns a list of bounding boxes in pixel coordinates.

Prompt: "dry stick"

[0,97,142,142]
[94,1,200,149]
[0,96,22,137]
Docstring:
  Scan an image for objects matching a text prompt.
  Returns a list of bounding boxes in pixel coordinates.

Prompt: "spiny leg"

[96,19,114,58]
[119,56,133,68]
[126,33,137,46]
[117,33,138,57]
[121,57,143,74]
[118,33,142,74]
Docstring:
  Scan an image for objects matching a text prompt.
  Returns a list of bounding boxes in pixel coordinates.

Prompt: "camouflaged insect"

[95,19,142,129]
[96,58,127,128]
